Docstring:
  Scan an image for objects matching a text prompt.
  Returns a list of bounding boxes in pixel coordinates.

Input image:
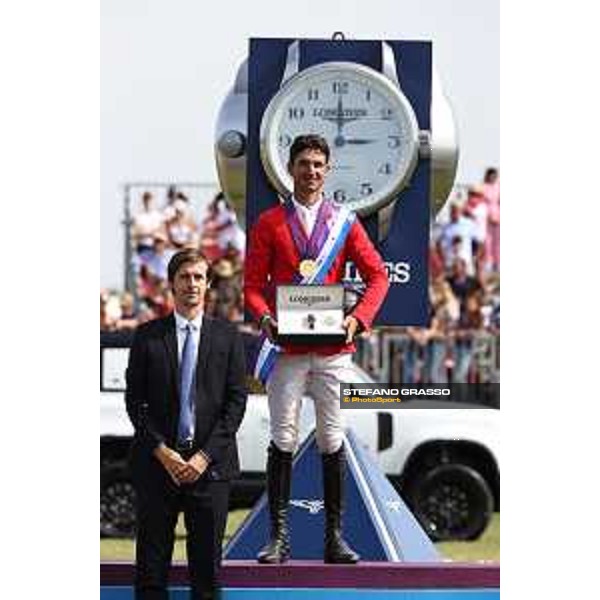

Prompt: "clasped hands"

[154,444,209,485]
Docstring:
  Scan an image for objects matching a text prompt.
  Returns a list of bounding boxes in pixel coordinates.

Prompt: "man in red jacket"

[245,134,389,564]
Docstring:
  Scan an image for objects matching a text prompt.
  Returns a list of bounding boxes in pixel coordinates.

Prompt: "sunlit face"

[288,148,330,199]
[450,204,461,222]
[171,260,209,312]
[466,294,480,312]
[453,258,467,277]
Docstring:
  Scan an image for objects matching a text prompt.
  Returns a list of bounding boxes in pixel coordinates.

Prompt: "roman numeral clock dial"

[260,61,421,219]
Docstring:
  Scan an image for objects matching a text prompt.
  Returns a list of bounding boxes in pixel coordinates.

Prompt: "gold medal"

[299,259,317,278]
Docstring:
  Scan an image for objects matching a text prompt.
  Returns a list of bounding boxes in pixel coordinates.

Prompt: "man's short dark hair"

[484,167,498,182]
[289,134,330,165]
[167,249,212,283]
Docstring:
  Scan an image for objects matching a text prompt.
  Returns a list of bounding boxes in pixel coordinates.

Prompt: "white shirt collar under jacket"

[174,310,203,362]
[292,195,324,237]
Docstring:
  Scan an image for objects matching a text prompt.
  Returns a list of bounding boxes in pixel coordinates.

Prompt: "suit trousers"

[133,460,229,600]
[266,352,353,454]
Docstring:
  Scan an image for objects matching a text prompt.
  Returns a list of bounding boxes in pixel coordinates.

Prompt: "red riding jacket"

[244,203,390,355]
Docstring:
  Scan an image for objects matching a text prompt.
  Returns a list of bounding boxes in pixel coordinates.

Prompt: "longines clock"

[214,37,460,325]
[259,41,431,239]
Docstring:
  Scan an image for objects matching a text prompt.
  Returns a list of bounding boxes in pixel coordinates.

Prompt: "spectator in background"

[402,279,460,385]
[482,168,500,272]
[101,290,117,331]
[137,264,157,305]
[204,287,219,318]
[423,277,460,384]
[211,258,243,322]
[452,291,484,384]
[489,301,500,334]
[447,258,483,311]
[132,191,164,258]
[483,278,500,334]
[146,232,173,283]
[200,192,245,262]
[436,203,478,276]
[134,302,157,326]
[151,286,175,319]
[136,265,174,320]
[214,193,246,259]
[199,206,221,262]
[464,186,489,277]
[162,185,179,222]
[445,236,465,275]
[116,291,138,331]
[166,199,199,250]
[402,326,427,384]
[224,243,244,276]
[428,230,445,281]
[101,289,127,331]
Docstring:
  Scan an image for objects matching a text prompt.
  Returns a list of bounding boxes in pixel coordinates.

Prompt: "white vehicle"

[101,331,499,542]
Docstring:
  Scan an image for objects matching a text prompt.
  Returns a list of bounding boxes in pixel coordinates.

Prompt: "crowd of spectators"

[392,167,501,384]
[101,187,245,332]
[101,169,500,384]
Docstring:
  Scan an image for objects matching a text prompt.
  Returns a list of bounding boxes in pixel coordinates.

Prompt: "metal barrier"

[355,330,500,387]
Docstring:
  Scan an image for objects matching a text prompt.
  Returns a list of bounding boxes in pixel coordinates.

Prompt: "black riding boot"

[257,442,293,564]
[322,444,360,564]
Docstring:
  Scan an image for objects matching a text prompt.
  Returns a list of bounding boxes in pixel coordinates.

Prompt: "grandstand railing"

[354,330,500,386]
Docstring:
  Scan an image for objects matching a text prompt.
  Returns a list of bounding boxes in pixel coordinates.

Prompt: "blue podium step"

[225,429,439,562]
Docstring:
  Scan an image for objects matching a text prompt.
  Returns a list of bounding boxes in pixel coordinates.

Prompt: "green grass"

[436,513,499,561]
[100,511,499,562]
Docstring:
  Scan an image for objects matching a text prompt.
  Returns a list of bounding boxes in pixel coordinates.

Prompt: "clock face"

[260,61,420,215]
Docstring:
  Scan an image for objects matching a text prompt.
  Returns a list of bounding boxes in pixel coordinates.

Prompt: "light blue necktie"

[177,323,197,443]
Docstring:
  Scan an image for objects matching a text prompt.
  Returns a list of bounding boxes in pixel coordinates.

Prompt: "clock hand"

[344,138,377,145]
[318,98,363,128]
[334,135,345,148]
[336,97,344,137]
[319,98,363,148]
[320,115,362,125]
[333,97,346,147]
[332,97,345,147]
[333,137,376,148]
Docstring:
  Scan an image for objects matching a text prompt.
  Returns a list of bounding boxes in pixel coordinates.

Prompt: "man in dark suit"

[125,248,247,600]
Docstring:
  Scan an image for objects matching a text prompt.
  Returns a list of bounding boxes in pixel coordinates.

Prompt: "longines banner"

[246,37,433,325]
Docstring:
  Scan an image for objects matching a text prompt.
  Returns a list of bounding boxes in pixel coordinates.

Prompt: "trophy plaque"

[276,284,346,344]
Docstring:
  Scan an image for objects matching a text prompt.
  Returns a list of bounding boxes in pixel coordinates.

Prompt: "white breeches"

[266,353,352,454]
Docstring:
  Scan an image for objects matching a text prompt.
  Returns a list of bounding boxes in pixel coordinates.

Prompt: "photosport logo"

[339,383,500,408]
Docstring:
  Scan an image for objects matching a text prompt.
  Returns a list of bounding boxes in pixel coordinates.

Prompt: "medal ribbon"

[303,203,356,285]
[284,198,332,272]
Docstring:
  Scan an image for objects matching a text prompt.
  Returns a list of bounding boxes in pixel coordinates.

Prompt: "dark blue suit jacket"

[125,314,247,483]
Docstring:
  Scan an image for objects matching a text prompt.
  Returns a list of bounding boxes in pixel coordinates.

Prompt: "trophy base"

[276,285,346,346]
[276,333,347,345]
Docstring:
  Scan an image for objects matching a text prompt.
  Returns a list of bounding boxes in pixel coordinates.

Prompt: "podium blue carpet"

[225,429,439,561]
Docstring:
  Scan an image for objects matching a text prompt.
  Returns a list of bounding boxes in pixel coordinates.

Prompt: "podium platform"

[100,429,499,598]
[101,561,500,598]
[225,429,439,561]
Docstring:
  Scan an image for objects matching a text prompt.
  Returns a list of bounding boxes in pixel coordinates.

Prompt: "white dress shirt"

[174,310,203,363]
[292,195,324,238]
